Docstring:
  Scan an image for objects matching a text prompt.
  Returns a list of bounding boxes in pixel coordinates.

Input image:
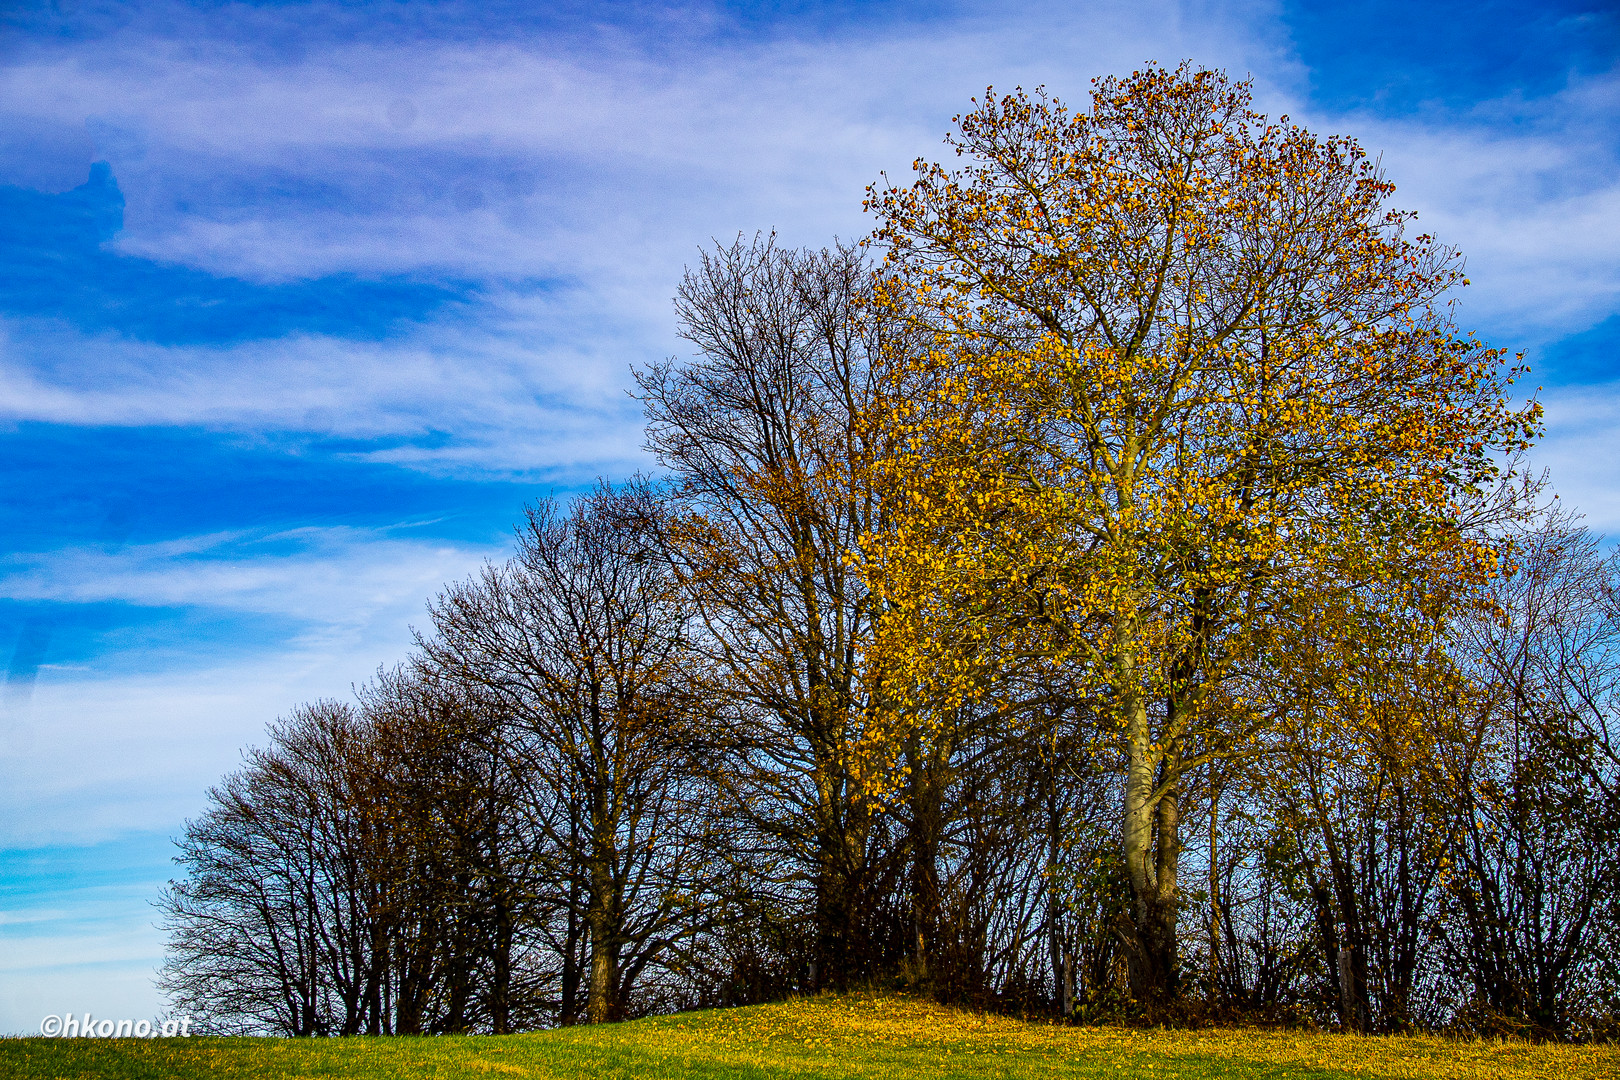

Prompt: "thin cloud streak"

[0,298,647,476]
[0,1,1278,480]
[0,527,499,629]
[1532,383,1620,534]
[1317,79,1620,344]
[1,2,1272,281]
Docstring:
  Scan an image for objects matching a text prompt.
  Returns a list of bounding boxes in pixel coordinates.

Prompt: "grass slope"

[3,993,1616,1079]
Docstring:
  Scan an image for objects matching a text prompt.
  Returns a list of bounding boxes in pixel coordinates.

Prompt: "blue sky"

[1,0,1616,1033]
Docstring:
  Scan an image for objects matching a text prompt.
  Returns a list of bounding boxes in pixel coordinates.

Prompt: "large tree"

[861,64,1538,1006]
[636,236,900,991]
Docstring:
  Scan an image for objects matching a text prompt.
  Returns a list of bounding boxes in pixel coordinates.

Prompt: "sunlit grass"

[4,992,1616,1078]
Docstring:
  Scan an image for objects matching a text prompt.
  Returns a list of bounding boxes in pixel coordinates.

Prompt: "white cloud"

[0,525,507,846]
[0,1,1275,473]
[1,2,1279,285]
[1321,96,1620,344]
[0,1,1612,482]
[2,658,359,847]
[0,0,1279,479]
[0,528,487,624]
[0,961,167,1037]
[0,291,649,475]
[0,855,171,1035]
[1529,382,1620,535]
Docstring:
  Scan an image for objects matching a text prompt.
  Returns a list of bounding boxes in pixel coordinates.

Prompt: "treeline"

[161,67,1620,1040]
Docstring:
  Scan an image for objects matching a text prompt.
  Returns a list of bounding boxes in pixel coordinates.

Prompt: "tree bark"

[1118,624,1182,1007]
[907,736,945,987]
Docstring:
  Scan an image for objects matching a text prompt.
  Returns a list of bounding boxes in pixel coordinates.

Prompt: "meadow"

[4,993,1616,1080]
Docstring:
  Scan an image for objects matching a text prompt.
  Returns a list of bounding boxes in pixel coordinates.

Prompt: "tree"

[1256,580,1460,1031]
[1441,509,1620,1038]
[354,663,545,1034]
[159,702,380,1036]
[861,64,1539,1007]
[424,484,715,1023]
[636,235,902,991]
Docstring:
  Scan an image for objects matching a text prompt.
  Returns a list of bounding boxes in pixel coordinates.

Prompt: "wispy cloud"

[1529,382,1620,533]
[8,0,1614,479]
[0,526,507,853]
[0,1,1275,474]
[0,525,497,641]
[1308,79,1620,346]
[0,831,182,1034]
[0,1,1304,292]
[0,294,647,475]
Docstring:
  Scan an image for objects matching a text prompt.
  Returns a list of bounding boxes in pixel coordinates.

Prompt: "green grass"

[4,993,1616,1079]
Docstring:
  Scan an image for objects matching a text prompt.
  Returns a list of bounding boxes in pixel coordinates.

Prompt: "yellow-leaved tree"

[859,64,1539,1006]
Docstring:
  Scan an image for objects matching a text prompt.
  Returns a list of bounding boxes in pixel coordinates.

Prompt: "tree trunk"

[586,796,620,1024]
[907,736,944,988]
[586,816,619,1025]
[588,912,618,1024]
[1208,783,1221,997]
[1337,945,1369,1033]
[1118,669,1181,1007]
[489,888,513,1035]
[1047,798,1066,1015]
[561,797,583,1025]
[810,719,871,992]
[812,816,857,991]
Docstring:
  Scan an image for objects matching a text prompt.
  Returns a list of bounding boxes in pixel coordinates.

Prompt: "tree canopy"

[860,63,1540,1003]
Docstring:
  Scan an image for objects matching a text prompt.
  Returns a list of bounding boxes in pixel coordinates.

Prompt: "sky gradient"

[1,0,1617,1033]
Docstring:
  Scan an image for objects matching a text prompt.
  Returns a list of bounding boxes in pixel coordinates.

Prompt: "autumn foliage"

[858,64,1540,1008]
[160,65,1619,1041]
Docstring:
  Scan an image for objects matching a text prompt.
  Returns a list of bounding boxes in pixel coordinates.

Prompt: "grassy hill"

[3,993,1615,1079]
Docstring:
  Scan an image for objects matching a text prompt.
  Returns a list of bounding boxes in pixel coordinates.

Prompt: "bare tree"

[636,234,903,990]
[1442,510,1620,1037]
[423,483,716,1023]
[159,702,380,1036]
[353,663,549,1034]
